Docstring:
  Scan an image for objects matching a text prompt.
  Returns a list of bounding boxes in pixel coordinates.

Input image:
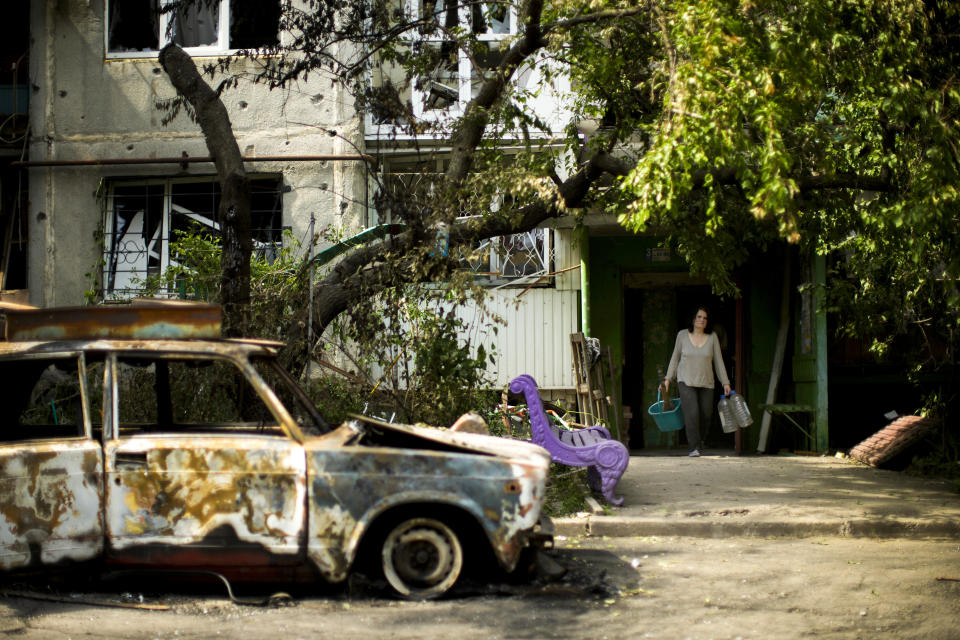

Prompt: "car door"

[0,353,104,570]
[101,352,306,568]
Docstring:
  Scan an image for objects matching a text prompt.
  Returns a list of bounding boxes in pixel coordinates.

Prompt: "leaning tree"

[159,0,959,396]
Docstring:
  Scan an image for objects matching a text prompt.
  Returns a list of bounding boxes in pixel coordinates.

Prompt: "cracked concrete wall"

[27,0,366,307]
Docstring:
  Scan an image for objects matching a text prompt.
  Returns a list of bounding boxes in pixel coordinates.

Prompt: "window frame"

[102,351,305,442]
[374,160,554,287]
[0,352,93,442]
[366,0,519,130]
[100,175,285,301]
[105,0,264,59]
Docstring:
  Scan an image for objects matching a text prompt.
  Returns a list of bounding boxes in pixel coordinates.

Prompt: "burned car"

[0,302,552,599]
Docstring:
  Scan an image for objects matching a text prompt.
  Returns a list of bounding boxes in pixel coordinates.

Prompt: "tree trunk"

[159,45,251,336]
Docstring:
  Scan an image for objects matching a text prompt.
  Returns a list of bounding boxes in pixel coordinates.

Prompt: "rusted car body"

[0,304,551,598]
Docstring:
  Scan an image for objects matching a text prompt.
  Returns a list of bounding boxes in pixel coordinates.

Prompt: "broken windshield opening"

[250,356,331,436]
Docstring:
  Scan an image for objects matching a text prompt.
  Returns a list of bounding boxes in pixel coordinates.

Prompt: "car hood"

[348,414,551,468]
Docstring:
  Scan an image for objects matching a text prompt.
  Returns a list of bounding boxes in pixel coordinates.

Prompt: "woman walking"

[663,306,732,457]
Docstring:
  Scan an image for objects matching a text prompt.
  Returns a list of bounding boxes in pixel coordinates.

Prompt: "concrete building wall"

[27,0,365,307]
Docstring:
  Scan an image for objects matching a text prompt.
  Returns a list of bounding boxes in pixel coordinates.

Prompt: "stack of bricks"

[848,415,937,467]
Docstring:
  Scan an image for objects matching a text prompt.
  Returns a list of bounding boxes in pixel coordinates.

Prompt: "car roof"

[0,301,283,358]
[0,337,283,359]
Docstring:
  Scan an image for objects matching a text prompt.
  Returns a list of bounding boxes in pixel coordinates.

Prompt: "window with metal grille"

[102,176,284,300]
[375,171,553,286]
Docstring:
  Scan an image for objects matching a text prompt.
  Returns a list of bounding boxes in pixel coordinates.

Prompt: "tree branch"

[446,0,546,182]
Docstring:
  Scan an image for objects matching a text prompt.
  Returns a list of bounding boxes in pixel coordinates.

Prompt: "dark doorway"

[675,287,737,450]
[622,285,739,451]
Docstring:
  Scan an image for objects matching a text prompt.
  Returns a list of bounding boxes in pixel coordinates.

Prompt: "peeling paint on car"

[0,441,103,569]
[0,304,552,596]
[104,437,305,556]
[306,503,358,582]
[304,431,549,579]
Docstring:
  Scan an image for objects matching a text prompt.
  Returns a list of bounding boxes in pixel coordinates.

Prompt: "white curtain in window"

[173,2,219,47]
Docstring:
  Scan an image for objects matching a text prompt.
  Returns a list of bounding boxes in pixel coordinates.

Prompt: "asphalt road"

[2,534,958,639]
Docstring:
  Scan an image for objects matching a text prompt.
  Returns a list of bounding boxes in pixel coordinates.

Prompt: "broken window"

[465,229,550,280]
[377,168,553,286]
[249,356,330,435]
[114,356,283,435]
[101,176,284,300]
[107,0,280,56]
[0,357,87,441]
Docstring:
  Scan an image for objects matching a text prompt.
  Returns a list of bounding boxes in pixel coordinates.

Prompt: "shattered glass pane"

[105,184,165,298]
[471,1,511,35]
[108,0,280,53]
[471,41,508,101]
[102,178,283,300]
[0,358,85,438]
[418,42,459,112]
[419,0,458,29]
[108,0,161,52]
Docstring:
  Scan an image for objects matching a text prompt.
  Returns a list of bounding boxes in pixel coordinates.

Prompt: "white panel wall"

[457,287,580,390]
[332,285,580,392]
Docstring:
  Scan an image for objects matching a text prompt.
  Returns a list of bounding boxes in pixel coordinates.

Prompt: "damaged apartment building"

[24,1,368,308]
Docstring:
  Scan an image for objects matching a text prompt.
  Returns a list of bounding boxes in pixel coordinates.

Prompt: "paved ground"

[2,451,958,638]
[554,451,960,539]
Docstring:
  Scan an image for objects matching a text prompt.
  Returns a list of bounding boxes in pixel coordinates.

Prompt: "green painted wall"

[585,236,688,443]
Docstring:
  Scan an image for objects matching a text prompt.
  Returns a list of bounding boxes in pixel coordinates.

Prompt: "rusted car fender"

[304,448,548,583]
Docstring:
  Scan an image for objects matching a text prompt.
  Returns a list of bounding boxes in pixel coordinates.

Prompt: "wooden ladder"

[570,332,611,427]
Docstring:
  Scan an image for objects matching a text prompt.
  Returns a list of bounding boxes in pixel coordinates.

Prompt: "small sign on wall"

[645,248,671,262]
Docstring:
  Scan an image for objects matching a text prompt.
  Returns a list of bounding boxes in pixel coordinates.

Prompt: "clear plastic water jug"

[718,394,737,433]
[729,390,753,428]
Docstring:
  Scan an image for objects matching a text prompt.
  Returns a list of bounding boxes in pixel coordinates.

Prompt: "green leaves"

[570,0,960,370]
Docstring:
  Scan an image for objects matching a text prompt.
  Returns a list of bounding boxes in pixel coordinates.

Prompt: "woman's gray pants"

[678,382,714,452]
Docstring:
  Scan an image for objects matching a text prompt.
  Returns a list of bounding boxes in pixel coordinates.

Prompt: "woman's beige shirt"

[665,330,730,389]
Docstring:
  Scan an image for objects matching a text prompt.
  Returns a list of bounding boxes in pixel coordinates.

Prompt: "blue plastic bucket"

[648,389,684,432]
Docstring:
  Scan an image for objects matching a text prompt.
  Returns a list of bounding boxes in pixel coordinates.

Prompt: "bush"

[485,402,594,517]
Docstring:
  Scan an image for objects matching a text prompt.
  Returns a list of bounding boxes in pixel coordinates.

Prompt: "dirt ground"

[2,534,958,639]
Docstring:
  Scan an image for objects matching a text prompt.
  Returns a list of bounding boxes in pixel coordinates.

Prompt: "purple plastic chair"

[509,374,629,506]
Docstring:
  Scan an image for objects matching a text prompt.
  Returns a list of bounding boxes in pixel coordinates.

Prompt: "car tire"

[381,517,463,599]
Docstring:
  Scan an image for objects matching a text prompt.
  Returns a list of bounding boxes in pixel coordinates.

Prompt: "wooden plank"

[758,253,792,453]
[570,332,593,421]
[593,346,609,425]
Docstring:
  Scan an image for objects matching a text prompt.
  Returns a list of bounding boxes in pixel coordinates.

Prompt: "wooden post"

[570,333,593,423]
[813,254,829,452]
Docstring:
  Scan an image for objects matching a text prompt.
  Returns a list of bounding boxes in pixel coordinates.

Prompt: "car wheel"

[381,517,463,599]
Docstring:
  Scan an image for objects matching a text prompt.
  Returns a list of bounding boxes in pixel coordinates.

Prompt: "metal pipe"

[307,212,315,379]
[12,154,376,168]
